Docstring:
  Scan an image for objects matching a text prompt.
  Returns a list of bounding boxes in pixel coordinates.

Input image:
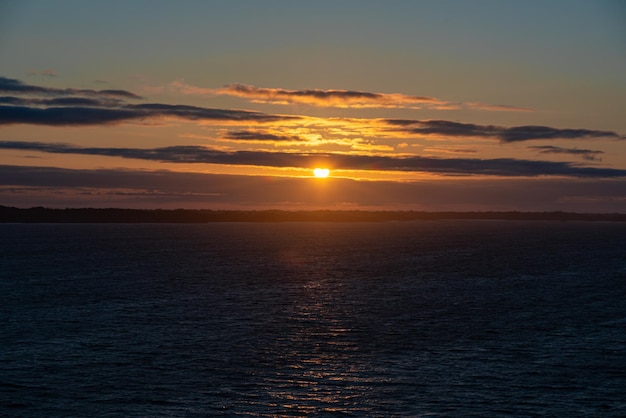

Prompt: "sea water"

[1,221,625,416]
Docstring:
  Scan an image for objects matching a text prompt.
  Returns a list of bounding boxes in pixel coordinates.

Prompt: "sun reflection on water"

[254,238,377,414]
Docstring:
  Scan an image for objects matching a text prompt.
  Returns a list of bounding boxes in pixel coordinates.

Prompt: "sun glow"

[313,168,330,178]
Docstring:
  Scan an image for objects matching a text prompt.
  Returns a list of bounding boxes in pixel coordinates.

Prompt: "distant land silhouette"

[1,206,625,223]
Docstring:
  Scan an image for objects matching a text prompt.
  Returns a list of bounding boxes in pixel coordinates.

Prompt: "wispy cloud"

[2,141,625,178]
[0,76,141,99]
[205,83,532,112]
[165,79,217,96]
[528,145,604,161]
[464,103,534,112]
[27,69,57,78]
[215,83,445,109]
[423,147,478,155]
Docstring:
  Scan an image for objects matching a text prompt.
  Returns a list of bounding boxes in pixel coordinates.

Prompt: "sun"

[313,168,330,178]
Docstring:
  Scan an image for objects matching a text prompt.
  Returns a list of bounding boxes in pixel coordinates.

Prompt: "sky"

[1,0,625,211]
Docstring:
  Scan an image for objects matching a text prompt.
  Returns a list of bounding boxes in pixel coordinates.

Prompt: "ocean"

[1,221,625,416]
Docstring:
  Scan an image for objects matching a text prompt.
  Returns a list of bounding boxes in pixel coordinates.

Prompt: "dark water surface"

[1,221,625,416]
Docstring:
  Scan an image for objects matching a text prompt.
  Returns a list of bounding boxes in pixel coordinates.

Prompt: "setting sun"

[313,168,330,178]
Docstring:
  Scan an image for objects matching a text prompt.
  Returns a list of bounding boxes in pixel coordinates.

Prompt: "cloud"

[0,106,142,126]
[528,145,604,161]
[0,76,141,99]
[423,147,478,154]
[0,103,296,126]
[500,126,621,142]
[27,69,57,77]
[384,119,623,142]
[2,165,625,211]
[214,83,533,112]
[130,104,290,122]
[0,76,300,126]
[3,77,619,146]
[465,103,534,112]
[0,96,123,107]
[2,141,626,178]
[166,79,217,95]
[223,129,306,142]
[216,83,442,109]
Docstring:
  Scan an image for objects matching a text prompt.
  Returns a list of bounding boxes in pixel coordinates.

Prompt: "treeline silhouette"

[1,206,625,223]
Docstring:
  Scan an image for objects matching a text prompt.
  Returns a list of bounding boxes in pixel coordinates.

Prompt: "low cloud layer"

[2,165,625,212]
[2,141,625,178]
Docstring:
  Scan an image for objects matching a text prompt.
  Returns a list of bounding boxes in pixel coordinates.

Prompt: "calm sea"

[1,221,625,417]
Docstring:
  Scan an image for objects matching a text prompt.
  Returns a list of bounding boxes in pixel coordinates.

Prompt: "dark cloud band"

[2,141,625,178]
[0,104,295,126]
[384,119,622,142]
[0,76,141,99]
[223,130,305,141]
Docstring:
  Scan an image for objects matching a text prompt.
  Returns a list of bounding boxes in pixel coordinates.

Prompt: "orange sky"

[1,1,625,211]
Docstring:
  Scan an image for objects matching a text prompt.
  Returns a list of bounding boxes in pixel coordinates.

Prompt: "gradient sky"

[1,0,625,211]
